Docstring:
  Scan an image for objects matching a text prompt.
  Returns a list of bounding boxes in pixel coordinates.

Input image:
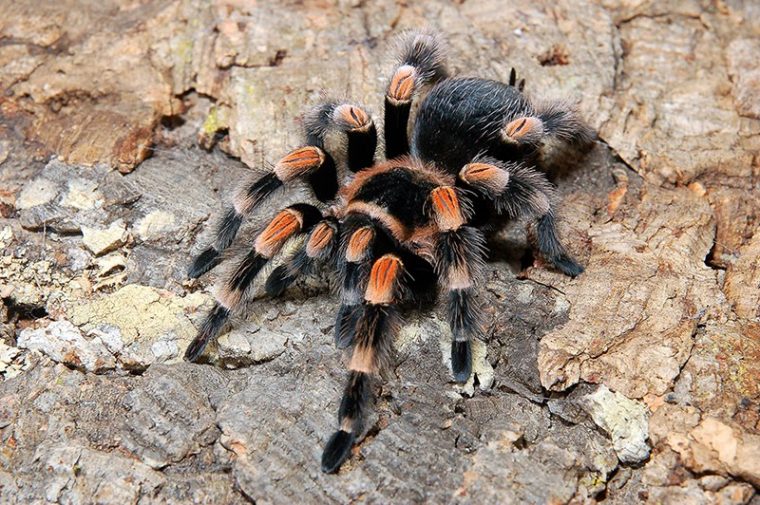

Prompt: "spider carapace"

[185,32,593,473]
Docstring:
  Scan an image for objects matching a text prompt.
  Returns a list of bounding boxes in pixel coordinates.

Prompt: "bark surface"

[1,1,759,503]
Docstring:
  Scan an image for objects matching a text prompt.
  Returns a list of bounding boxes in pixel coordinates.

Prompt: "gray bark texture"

[1,0,759,503]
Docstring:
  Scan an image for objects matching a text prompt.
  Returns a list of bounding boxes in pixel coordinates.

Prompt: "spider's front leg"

[264,217,339,297]
[459,158,584,277]
[322,251,404,473]
[334,222,374,348]
[188,101,377,279]
[429,186,488,381]
[184,203,323,362]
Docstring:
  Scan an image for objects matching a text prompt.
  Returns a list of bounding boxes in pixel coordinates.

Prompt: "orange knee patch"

[460,162,510,193]
[334,104,372,131]
[430,186,465,231]
[365,254,402,305]
[503,116,544,144]
[254,209,302,257]
[349,344,376,373]
[387,65,416,104]
[346,226,375,262]
[273,146,324,181]
[306,222,335,258]
[215,283,243,310]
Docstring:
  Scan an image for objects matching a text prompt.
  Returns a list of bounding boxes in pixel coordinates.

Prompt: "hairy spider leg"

[188,100,378,279]
[307,102,378,172]
[265,217,340,297]
[187,147,331,279]
[334,216,391,349]
[501,100,595,148]
[429,186,488,382]
[322,253,405,473]
[459,157,583,277]
[184,203,323,362]
[384,31,447,159]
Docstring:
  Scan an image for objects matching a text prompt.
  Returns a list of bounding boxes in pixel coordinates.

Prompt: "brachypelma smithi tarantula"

[185,32,593,473]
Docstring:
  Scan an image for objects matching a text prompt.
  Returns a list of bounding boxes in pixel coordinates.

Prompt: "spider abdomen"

[412,77,532,172]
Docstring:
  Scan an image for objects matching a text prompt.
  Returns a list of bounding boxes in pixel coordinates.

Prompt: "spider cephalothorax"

[186,32,593,473]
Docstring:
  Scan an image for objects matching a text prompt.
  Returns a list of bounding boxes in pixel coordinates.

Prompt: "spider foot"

[551,254,585,278]
[451,340,472,383]
[188,246,221,279]
[185,303,230,362]
[321,430,355,474]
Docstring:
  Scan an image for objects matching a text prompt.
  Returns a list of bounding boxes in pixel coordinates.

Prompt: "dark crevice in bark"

[2,297,49,328]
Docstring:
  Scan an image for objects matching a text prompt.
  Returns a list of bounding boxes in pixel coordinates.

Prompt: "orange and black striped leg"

[188,146,331,279]
[459,159,583,277]
[384,31,447,159]
[305,102,377,173]
[333,104,377,172]
[185,204,322,362]
[322,254,404,473]
[430,186,488,382]
[265,218,339,297]
[335,223,377,349]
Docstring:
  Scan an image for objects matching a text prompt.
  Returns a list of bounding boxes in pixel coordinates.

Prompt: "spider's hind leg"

[508,67,526,92]
[384,31,447,159]
[530,211,584,277]
[501,101,594,149]
[459,158,584,277]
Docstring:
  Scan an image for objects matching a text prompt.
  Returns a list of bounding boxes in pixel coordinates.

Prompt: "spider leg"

[184,203,322,362]
[384,31,447,159]
[264,218,339,297]
[459,158,584,277]
[305,102,377,173]
[334,216,385,349]
[189,101,377,279]
[429,186,487,382]
[188,146,333,279]
[502,102,594,148]
[322,253,404,473]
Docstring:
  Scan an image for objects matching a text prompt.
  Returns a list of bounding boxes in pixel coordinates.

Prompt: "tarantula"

[185,32,592,473]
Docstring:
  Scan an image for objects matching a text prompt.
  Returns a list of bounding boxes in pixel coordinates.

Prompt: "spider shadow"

[484,228,534,274]
[540,137,597,186]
